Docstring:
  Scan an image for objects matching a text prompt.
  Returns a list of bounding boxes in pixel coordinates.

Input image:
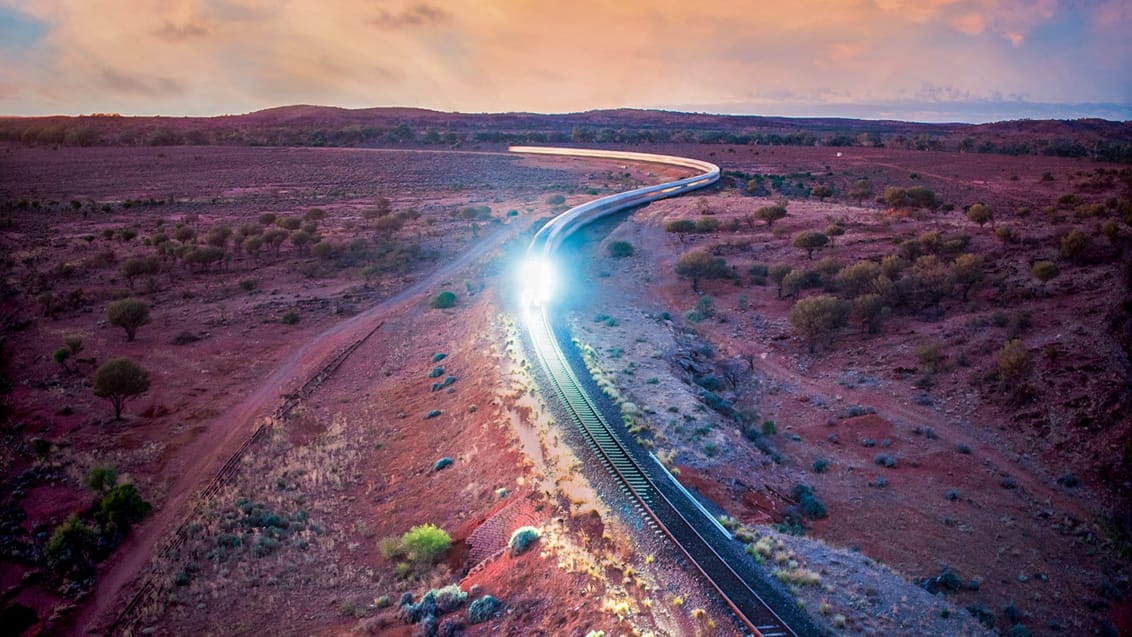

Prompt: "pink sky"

[0,0,1128,122]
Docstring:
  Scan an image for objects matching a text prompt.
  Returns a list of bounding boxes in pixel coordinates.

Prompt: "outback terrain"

[0,109,1130,637]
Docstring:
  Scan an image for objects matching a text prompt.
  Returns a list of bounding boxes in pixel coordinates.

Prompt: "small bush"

[402,524,451,563]
[430,291,457,309]
[467,595,499,624]
[812,458,830,473]
[508,526,541,555]
[172,331,200,345]
[546,193,566,205]
[874,454,898,468]
[607,241,634,258]
[431,352,447,363]
[762,420,776,436]
[792,484,828,520]
[425,410,442,419]
[281,311,300,324]
[433,457,453,471]
[428,366,445,378]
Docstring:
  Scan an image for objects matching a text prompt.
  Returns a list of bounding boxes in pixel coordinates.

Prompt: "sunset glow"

[0,0,1129,121]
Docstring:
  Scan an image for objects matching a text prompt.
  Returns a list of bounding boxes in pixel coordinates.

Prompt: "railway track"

[529,307,796,637]
[516,146,810,636]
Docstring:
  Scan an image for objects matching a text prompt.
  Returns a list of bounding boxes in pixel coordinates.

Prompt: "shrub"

[430,291,457,309]
[92,358,150,420]
[402,524,451,563]
[107,299,151,341]
[664,218,698,233]
[546,193,566,205]
[997,339,1032,385]
[788,294,850,353]
[432,352,447,363]
[508,526,541,555]
[94,483,151,535]
[812,458,830,473]
[467,595,499,624]
[172,331,200,345]
[966,203,993,227]
[433,457,453,471]
[428,366,445,378]
[695,217,719,233]
[281,310,300,324]
[874,454,898,468]
[118,256,160,290]
[1059,228,1089,261]
[792,484,828,520]
[45,515,95,574]
[85,465,118,493]
[425,409,442,419]
[1032,260,1059,286]
[607,241,634,258]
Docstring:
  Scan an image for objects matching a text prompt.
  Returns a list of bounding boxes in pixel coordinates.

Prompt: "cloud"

[152,19,209,41]
[99,67,185,98]
[370,3,448,30]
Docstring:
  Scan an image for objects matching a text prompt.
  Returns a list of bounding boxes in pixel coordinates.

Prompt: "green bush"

[281,311,300,324]
[94,483,151,535]
[792,484,828,520]
[402,524,451,563]
[430,291,457,309]
[45,515,95,574]
[509,526,541,555]
[607,241,634,258]
[467,595,499,624]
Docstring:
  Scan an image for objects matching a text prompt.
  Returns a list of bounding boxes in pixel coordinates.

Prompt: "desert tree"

[792,231,829,260]
[825,224,845,246]
[811,184,834,201]
[768,264,792,298]
[257,213,276,226]
[304,207,327,222]
[173,226,195,243]
[848,179,873,205]
[909,255,953,312]
[967,203,993,228]
[674,249,730,293]
[205,225,231,248]
[276,216,301,231]
[291,230,312,255]
[950,253,984,301]
[118,256,160,291]
[92,357,150,420]
[245,236,264,262]
[834,261,881,297]
[755,205,788,228]
[851,293,888,334]
[107,299,150,342]
[788,294,850,353]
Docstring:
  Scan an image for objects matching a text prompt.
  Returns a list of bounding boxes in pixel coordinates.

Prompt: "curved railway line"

[513,146,808,637]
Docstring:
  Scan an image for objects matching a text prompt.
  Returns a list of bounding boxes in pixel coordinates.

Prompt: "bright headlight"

[520,255,557,305]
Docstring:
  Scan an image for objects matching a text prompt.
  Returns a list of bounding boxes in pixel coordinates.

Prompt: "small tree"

[849,179,873,205]
[607,241,634,258]
[107,299,151,342]
[401,524,451,564]
[92,357,150,420]
[950,253,984,301]
[967,203,993,228]
[792,231,829,260]
[118,256,160,290]
[851,293,887,334]
[825,224,845,246]
[811,185,833,201]
[674,249,730,293]
[835,261,881,297]
[788,294,850,353]
[755,205,788,228]
[768,264,792,299]
[1032,260,1059,286]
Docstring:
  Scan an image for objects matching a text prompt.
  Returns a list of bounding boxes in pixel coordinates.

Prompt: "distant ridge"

[1,105,1129,162]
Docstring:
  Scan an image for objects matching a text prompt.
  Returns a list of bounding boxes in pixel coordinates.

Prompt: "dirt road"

[75,221,523,635]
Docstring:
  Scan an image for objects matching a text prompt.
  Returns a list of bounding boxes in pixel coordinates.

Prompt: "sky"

[0,0,1129,123]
